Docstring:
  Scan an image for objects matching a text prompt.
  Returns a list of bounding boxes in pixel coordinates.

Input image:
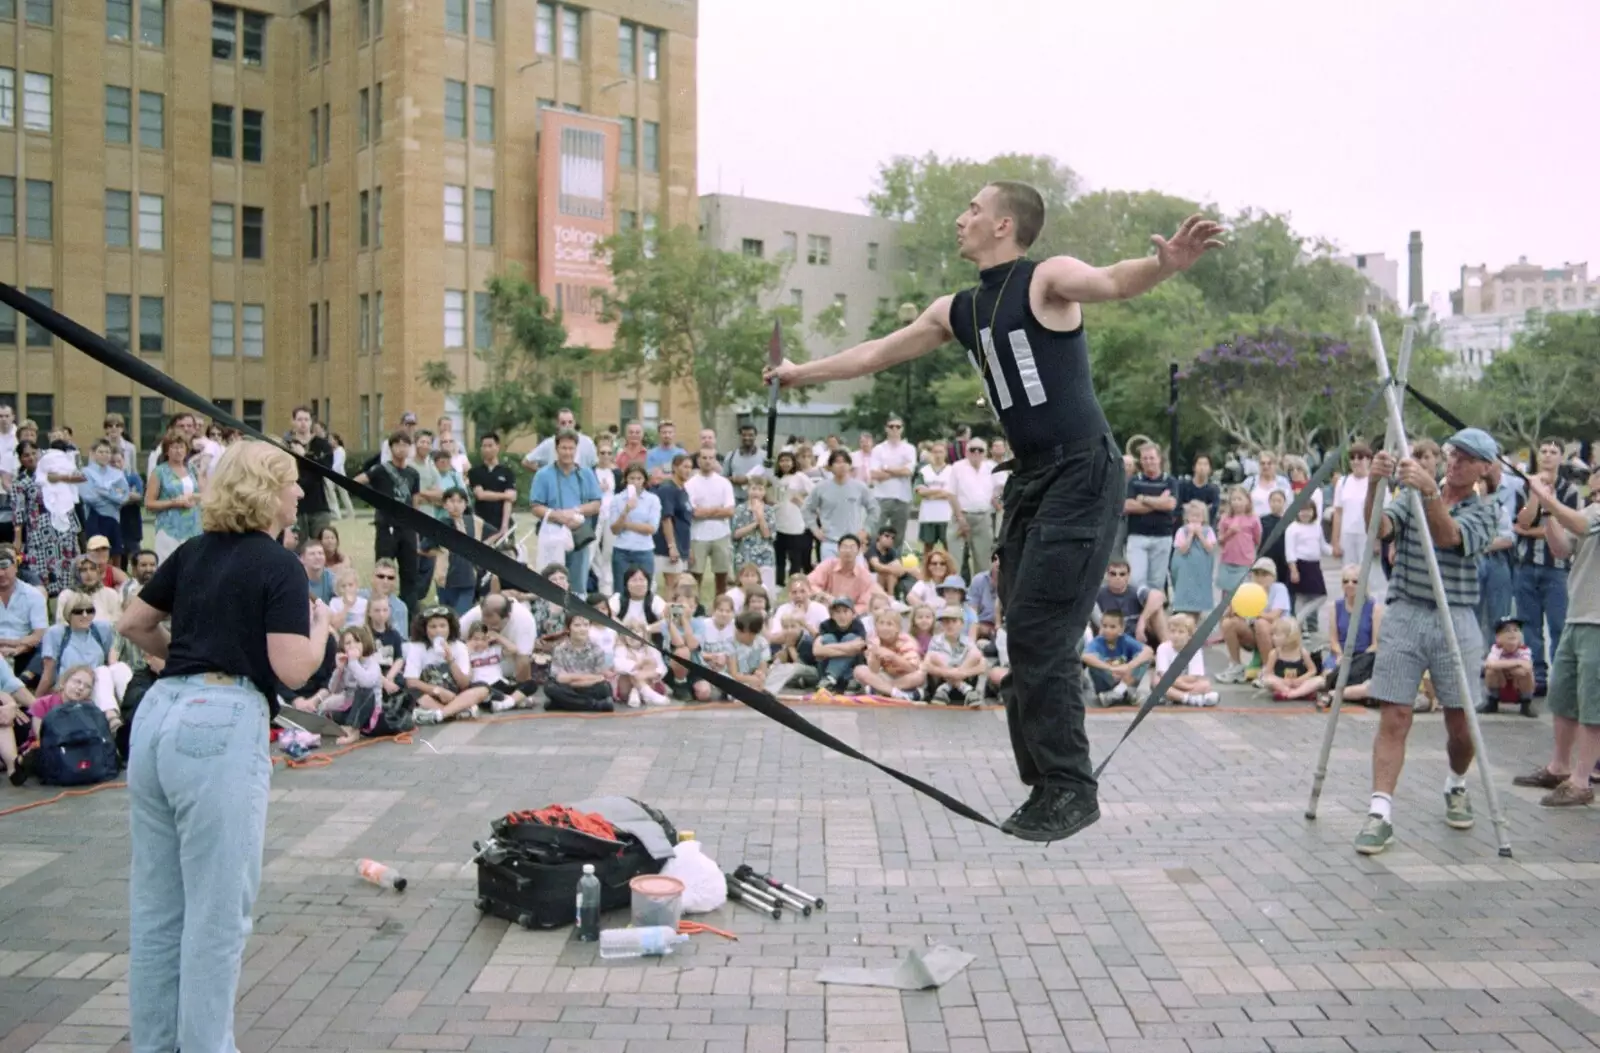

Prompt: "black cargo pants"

[996,433,1124,795]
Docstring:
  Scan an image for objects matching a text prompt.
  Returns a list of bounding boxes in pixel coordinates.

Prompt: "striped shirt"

[1514,477,1581,570]
[1384,490,1496,608]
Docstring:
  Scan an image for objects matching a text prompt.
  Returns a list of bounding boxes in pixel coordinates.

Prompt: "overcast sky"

[697,0,1596,308]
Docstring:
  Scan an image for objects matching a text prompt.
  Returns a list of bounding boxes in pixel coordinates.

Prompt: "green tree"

[599,225,807,429]
[1476,310,1599,449]
[419,267,586,442]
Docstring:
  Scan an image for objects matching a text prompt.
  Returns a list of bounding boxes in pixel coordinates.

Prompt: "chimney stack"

[1408,231,1424,308]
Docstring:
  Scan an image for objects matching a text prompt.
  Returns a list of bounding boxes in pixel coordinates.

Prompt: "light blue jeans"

[129,673,271,1053]
[1124,533,1173,595]
[566,542,595,596]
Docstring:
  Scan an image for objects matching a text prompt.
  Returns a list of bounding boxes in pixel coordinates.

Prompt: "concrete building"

[1455,257,1600,316]
[1332,251,1399,314]
[0,0,697,456]
[699,193,901,439]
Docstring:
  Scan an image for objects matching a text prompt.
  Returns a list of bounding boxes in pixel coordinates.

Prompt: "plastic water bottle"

[575,864,601,942]
[357,859,406,891]
[598,926,689,960]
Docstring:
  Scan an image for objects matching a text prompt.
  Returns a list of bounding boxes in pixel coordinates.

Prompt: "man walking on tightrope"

[767,182,1223,842]
[1353,429,1500,856]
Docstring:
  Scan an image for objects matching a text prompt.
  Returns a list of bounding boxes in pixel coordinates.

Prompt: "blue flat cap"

[1446,427,1499,462]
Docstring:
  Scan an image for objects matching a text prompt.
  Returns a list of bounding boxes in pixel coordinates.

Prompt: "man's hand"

[763,359,805,389]
[1527,475,1558,509]
[1395,458,1437,496]
[1153,215,1227,273]
[1369,450,1396,480]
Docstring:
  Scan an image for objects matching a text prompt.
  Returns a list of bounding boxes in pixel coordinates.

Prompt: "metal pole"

[1366,318,1514,856]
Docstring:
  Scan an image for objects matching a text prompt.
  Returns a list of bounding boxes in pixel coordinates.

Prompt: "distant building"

[1454,258,1600,316]
[1332,252,1400,314]
[699,194,902,438]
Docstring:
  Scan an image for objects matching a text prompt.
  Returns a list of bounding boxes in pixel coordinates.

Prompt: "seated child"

[723,563,771,615]
[1218,558,1293,683]
[316,626,385,745]
[403,607,491,725]
[1083,609,1153,707]
[812,596,868,692]
[983,596,1009,699]
[614,618,670,707]
[464,619,523,713]
[1155,612,1217,707]
[1259,616,1321,702]
[852,608,926,701]
[698,611,771,700]
[544,616,615,712]
[9,665,95,786]
[328,568,368,627]
[922,603,987,706]
[907,603,937,656]
[688,594,739,701]
[1480,615,1535,716]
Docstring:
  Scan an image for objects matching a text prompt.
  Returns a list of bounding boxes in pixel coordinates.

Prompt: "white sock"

[1445,772,1468,793]
[1111,682,1128,698]
[1370,793,1392,821]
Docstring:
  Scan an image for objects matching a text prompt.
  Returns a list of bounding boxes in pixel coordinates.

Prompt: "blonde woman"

[118,440,332,1053]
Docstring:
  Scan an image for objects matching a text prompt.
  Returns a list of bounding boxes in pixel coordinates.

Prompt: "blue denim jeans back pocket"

[175,695,248,759]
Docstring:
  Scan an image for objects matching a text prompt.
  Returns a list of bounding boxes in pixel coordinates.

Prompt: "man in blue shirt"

[0,545,47,686]
[645,420,688,485]
[530,430,602,591]
[653,452,694,587]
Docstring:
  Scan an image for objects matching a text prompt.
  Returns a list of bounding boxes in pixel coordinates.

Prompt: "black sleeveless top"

[949,258,1110,456]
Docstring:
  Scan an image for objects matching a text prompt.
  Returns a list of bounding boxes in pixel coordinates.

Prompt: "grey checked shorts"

[1369,599,1484,709]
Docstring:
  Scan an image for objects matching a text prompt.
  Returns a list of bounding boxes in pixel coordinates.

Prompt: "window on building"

[0,177,12,236]
[242,9,265,64]
[241,108,263,161]
[358,293,370,351]
[139,295,163,352]
[303,6,317,65]
[832,293,847,325]
[475,0,493,38]
[211,398,233,418]
[105,85,131,143]
[1524,288,1537,305]
[474,189,494,245]
[306,303,318,357]
[444,290,465,347]
[619,209,636,232]
[140,0,164,46]
[0,308,12,344]
[443,80,466,139]
[876,297,890,317]
[789,289,802,312]
[618,22,636,74]
[443,185,464,243]
[618,116,635,168]
[24,179,50,241]
[474,84,494,141]
[372,82,383,139]
[358,0,371,41]
[642,119,659,173]
[105,189,130,246]
[308,204,319,258]
[321,103,330,162]
[1501,287,1515,304]
[241,303,263,358]
[375,290,384,347]
[210,302,234,356]
[23,288,50,347]
[105,294,131,349]
[642,28,660,80]
[138,90,163,149]
[25,394,52,433]
[212,3,235,60]
[358,190,369,248]
[741,238,763,258]
[105,396,132,429]
[320,201,329,257]
[444,0,465,33]
[560,6,579,59]
[374,187,383,246]
[781,230,797,257]
[242,206,263,259]
[136,396,164,448]
[306,108,320,164]
[242,400,263,434]
[359,394,371,449]
[1543,287,1556,305]
[806,234,831,266]
[211,203,234,256]
[24,0,49,26]
[474,291,493,349]
[0,69,13,128]
[107,0,132,40]
[22,72,50,132]
[534,1,553,53]
[358,87,369,145]
[212,104,233,158]
[867,242,879,271]
[1563,286,1577,303]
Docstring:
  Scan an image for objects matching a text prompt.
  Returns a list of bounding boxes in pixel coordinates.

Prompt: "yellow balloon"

[901,553,920,571]
[1231,581,1268,619]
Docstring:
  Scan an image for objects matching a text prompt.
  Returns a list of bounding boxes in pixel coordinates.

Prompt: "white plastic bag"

[535,510,574,568]
[660,841,726,913]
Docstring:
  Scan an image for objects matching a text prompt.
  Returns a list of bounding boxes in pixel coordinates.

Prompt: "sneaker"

[1095,690,1119,708]
[1444,787,1474,830]
[1202,691,1220,706]
[1540,781,1595,808]
[962,687,984,708]
[454,707,478,721]
[1007,786,1101,843]
[1217,663,1247,684]
[1513,766,1566,789]
[1475,698,1499,715]
[639,686,671,706]
[489,695,516,713]
[1132,684,1152,707]
[1353,814,1394,855]
[890,688,916,702]
[1001,785,1045,835]
[819,675,839,693]
[627,688,642,709]
[932,683,955,705]
[1519,698,1537,718]
[414,708,444,725]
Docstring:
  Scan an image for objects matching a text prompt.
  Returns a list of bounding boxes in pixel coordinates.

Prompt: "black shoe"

[1001,785,1045,835]
[1520,699,1537,718]
[1007,786,1100,844]
[1476,699,1499,715]
[819,675,838,692]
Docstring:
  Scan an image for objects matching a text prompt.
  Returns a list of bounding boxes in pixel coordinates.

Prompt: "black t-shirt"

[137,530,311,714]
[372,626,405,669]
[294,435,335,516]
[367,460,420,527]
[1126,472,1177,536]
[819,616,866,640]
[467,462,518,529]
[1096,584,1148,622]
[1178,477,1220,525]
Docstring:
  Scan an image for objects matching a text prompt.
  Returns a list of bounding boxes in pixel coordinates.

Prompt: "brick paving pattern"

[3,685,1599,1052]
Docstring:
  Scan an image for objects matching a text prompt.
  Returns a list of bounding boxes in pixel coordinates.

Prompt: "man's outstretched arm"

[768,296,955,389]
[1037,214,1225,304]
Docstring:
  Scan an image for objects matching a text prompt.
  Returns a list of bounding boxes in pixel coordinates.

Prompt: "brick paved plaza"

[3,688,1600,1053]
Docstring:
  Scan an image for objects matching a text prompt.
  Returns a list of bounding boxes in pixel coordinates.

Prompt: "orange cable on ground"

[679,919,738,941]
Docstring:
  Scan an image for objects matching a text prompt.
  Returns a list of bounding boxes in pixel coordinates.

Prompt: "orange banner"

[537,109,620,350]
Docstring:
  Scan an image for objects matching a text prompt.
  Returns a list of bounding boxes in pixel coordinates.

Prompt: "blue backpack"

[36,702,119,786]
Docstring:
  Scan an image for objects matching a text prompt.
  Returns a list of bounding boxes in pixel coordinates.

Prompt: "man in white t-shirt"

[684,447,736,596]
[458,594,538,683]
[914,443,954,557]
[868,416,917,543]
[948,438,997,579]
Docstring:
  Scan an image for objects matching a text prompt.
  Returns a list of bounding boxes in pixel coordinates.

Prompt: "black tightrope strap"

[0,283,1002,830]
[1092,381,1392,777]
[1403,382,1528,483]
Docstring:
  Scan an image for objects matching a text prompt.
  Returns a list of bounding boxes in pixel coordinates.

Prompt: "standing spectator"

[1216,486,1260,595]
[946,425,971,466]
[914,443,955,560]
[1123,442,1178,595]
[730,475,776,593]
[378,411,418,465]
[431,488,485,615]
[0,404,17,483]
[869,416,917,541]
[1245,450,1293,516]
[1330,443,1375,581]
[530,430,603,592]
[113,448,144,567]
[802,449,878,561]
[467,432,517,546]
[591,436,620,595]
[1477,459,1518,648]
[418,447,467,523]
[1282,455,1323,520]
[849,432,874,486]
[1512,437,1580,695]
[327,433,357,519]
[286,406,335,543]
[948,438,997,579]
[772,451,815,582]
[685,448,736,597]
[356,433,423,610]
[1260,489,1291,586]
[523,408,598,472]
[645,420,687,485]
[81,440,130,559]
[145,434,201,564]
[1511,468,1600,806]
[1353,428,1499,857]
[1177,453,1220,526]
[613,421,649,474]
[723,423,765,502]
[102,412,137,473]
[607,462,661,586]
[143,412,196,478]
[1169,500,1217,618]
[654,453,693,588]
[1285,501,1331,630]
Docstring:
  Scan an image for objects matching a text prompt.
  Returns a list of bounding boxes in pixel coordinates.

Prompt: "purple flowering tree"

[1180,328,1377,454]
